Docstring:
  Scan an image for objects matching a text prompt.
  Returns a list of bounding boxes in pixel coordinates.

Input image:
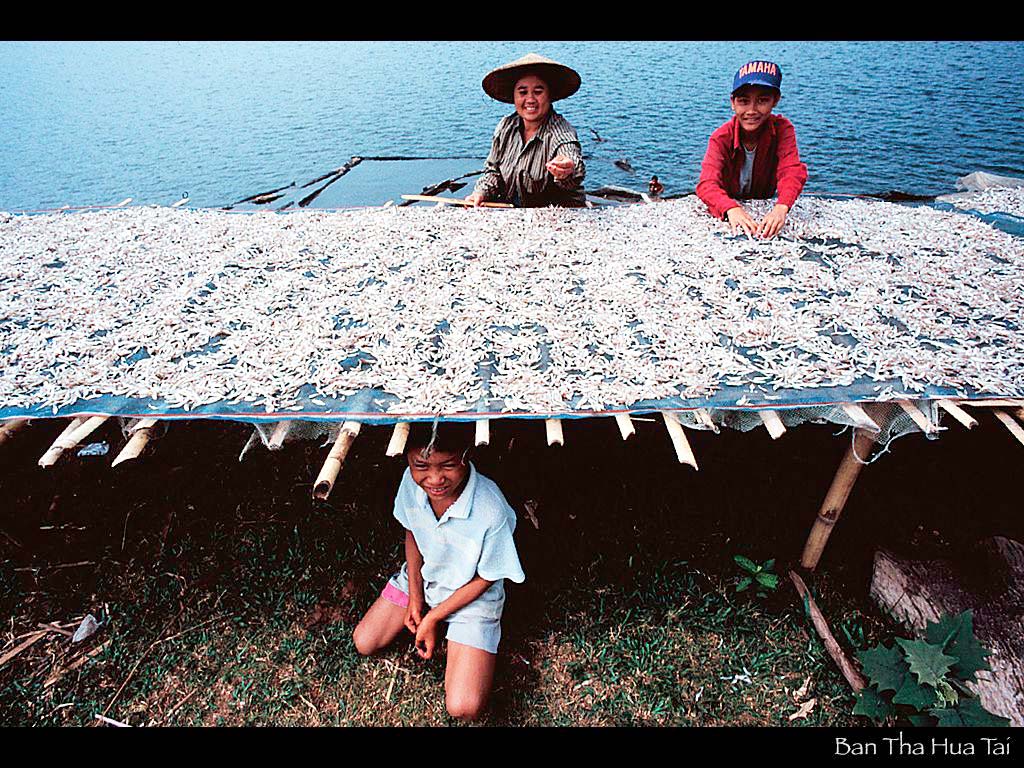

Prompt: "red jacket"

[696,114,808,219]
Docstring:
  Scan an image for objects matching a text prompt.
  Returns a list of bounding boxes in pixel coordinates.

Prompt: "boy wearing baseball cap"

[696,60,808,239]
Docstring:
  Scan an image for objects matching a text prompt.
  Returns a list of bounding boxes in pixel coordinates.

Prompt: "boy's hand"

[404,596,425,635]
[464,192,485,207]
[726,206,757,238]
[758,204,789,239]
[545,155,575,181]
[414,614,439,660]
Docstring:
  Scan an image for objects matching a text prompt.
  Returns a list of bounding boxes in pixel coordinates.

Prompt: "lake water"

[2,40,1023,209]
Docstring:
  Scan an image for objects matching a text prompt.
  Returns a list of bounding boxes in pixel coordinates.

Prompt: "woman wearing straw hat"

[465,53,586,208]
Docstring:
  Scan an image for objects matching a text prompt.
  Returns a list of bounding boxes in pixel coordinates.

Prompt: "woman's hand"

[726,206,758,238]
[758,204,789,239]
[545,155,575,181]
[464,192,485,207]
[414,612,440,660]
[404,595,425,635]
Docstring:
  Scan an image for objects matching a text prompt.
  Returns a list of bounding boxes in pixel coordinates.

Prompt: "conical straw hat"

[481,52,581,104]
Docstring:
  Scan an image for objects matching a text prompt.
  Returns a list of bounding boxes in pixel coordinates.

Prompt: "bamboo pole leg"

[759,409,787,440]
[38,417,87,468]
[545,419,563,447]
[268,420,293,450]
[800,428,877,570]
[386,422,411,457]
[312,421,362,500]
[660,412,698,470]
[935,399,977,430]
[474,419,490,447]
[613,413,635,441]
[111,419,160,467]
[0,418,30,447]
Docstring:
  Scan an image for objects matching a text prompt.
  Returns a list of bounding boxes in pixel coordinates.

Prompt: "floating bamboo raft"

[2,195,1023,565]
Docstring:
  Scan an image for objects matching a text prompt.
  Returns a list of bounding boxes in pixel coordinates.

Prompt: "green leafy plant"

[853,610,1009,727]
[733,555,778,598]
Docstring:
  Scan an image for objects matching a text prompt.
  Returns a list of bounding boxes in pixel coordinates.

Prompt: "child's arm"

[404,530,427,634]
[696,133,743,221]
[414,575,494,659]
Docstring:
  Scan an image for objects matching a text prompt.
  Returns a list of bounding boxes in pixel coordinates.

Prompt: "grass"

[1,414,1019,726]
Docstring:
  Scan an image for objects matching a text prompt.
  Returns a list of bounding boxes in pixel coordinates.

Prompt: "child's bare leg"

[444,640,496,721]
[352,597,407,656]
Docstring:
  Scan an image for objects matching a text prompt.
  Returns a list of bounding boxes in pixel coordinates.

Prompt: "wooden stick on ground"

[474,419,490,447]
[38,417,87,467]
[840,403,880,432]
[613,413,635,441]
[993,409,1024,448]
[0,630,48,669]
[0,418,30,447]
[400,194,513,209]
[43,639,112,689]
[660,412,698,470]
[897,399,939,434]
[111,419,159,467]
[759,410,787,440]
[789,571,866,692]
[386,422,411,457]
[313,421,362,500]
[267,420,293,450]
[545,418,564,446]
[936,399,978,430]
[801,426,877,570]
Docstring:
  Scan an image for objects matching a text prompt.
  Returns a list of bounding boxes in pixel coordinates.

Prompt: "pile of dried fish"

[1,196,1022,417]
[946,186,1024,217]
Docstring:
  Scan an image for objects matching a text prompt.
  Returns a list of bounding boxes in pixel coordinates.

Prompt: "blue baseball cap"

[732,60,782,94]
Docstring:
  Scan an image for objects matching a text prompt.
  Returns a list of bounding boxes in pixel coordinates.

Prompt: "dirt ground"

[1,412,1021,726]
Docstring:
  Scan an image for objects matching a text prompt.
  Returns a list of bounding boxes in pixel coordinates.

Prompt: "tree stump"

[870,536,1024,725]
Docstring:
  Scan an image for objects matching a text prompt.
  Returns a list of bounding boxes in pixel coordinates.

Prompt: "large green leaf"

[755,572,779,590]
[924,610,991,683]
[736,577,752,592]
[930,698,1011,727]
[896,638,957,688]
[857,643,908,693]
[853,687,894,721]
[733,555,758,573]
[892,674,938,709]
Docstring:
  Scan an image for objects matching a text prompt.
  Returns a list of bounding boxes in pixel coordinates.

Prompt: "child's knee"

[352,624,379,656]
[446,692,485,722]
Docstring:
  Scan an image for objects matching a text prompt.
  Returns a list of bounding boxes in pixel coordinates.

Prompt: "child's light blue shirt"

[392,462,525,622]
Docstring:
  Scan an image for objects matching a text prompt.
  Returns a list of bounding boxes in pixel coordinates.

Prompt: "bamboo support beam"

[474,419,490,447]
[111,419,159,467]
[267,420,292,450]
[0,418,30,447]
[38,417,87,467]
[993,409,1024,448]
[840,403,880,432]
[897,399,938,434]
[312,421,361,500]
[935,399,977,430]
[960,399,1024,408]
[695,408,719,433]
[660,412,698,470]
[545,419,564,446]
[386,422,411,457]
[613,413,635,440]
[800,427,877,570]
[759,409,787,440]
